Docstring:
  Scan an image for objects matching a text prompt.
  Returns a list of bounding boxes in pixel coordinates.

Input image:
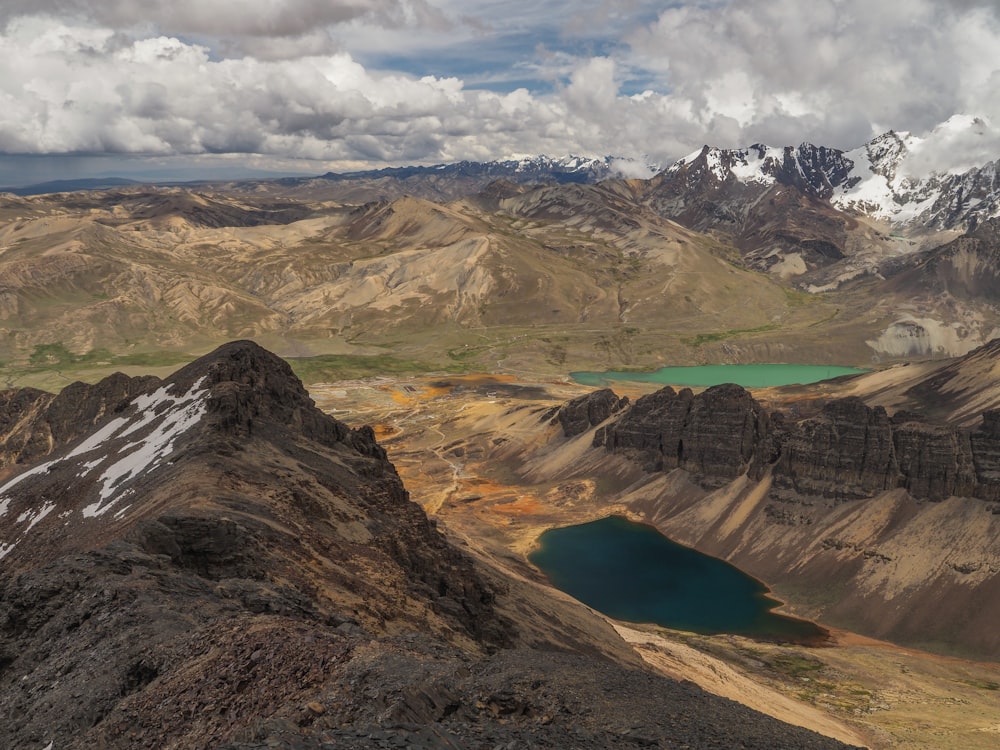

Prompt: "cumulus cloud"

[0,0,450,38]
[626,0,1000,152]
[0,1,999,174]
[0,16,619,164]
[902,115,1000,176]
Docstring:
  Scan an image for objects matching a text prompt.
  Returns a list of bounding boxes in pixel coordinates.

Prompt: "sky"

[1,0,999,186]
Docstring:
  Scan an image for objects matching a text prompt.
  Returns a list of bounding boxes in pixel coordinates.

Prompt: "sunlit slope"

[0,185,850,380]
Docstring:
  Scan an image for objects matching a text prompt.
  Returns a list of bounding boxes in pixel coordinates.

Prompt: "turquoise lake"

[570,363,869,388]
[529,515,824,641]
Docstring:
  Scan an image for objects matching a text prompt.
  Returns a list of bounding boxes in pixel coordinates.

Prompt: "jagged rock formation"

[0,341,861,750]
[557,377,1000,658]
[653,119,1000,233]
[556,388,629,436]
[596,383,777,485]
[774,398,900,501]
[595,382,1000,502]
[0,372,160,473]
[640,144,856,275]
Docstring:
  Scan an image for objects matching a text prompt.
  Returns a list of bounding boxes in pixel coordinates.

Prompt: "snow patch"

[729,147,780,185]
[81,380,208,517]
[77,458,103,477]
[0,377,209,523]
[0,540,16,560]
[23,501,55,532]
[0,462,58,514]
[705,150,727,181]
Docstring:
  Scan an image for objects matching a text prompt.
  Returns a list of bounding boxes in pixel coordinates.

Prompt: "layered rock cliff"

[560,379,1000,657]
[584,382,1000,502]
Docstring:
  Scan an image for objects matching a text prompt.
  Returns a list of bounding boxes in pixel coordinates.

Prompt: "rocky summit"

[0,341,862,749]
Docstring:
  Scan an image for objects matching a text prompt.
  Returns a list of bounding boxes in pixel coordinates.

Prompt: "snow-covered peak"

[665,142,848,193]
[833,116,1000,225]
[857,130,917,180]
[502,153,661,179]
[932,113,989,138]
[662,116,1000,229]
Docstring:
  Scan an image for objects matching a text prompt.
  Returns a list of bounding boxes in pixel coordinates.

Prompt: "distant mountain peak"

[664,118,1000,229]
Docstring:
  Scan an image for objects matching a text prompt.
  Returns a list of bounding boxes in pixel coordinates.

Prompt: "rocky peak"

[0,341,527,748]
[657,123,1000,231]
[556,388,629,437]
[0,341,397,569]
[168,339,373,454]
[664,142,856,199]
[863,130,912,181]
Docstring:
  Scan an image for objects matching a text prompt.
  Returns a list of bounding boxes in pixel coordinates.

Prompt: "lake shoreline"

[571,363,871,389]
[529,514,829,644]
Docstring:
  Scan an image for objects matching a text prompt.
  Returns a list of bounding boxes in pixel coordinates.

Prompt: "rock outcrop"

[594,381,1000,502]
[557,387,628,436]
[774,398,900,500]
[598,384,775,485]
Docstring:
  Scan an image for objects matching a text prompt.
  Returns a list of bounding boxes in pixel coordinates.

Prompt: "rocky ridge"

[551,367,1000,657]
[579,380,1000,502]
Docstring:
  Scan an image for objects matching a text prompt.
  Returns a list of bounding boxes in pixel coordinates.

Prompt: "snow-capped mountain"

[333,154,662,183]
[254,154,660,202]
[664,116,1000,230]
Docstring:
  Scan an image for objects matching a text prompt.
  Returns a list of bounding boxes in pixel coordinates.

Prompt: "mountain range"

[3,133,1000,386]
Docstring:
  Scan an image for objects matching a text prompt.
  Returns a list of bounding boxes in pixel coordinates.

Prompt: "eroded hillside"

[3,174,1000,390]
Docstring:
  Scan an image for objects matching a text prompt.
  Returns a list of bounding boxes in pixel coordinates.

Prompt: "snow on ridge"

[729,147,780,185]
[0,462,58,515]
[83,377,209,518]
[22,501,56,532]
[0,376,209,540]
[705,150,727,181]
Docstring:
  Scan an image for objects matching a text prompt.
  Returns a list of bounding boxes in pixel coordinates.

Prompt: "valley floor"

[310,374,1000,750]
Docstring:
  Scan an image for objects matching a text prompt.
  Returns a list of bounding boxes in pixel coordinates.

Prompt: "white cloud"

[626,0,1000,151]
[1,1,1000,173]
[0,1,450,38]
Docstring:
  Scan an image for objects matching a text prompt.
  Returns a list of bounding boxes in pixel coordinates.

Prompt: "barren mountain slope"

[526,374,1000,659]
[0,184,854,379]
[3,163,1000,388]
[307,368,1000,750]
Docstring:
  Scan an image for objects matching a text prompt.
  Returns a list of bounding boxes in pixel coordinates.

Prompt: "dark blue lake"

[529,515,825,641]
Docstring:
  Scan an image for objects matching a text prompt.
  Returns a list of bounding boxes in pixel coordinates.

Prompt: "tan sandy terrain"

[311,374,1000,750]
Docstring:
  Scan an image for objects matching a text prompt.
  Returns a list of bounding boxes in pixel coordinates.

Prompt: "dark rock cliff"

[774,398,900,500]
[597,384,775,486]
[557,388,628,437]
[594,381,1000,502]
[0,372,160,473]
